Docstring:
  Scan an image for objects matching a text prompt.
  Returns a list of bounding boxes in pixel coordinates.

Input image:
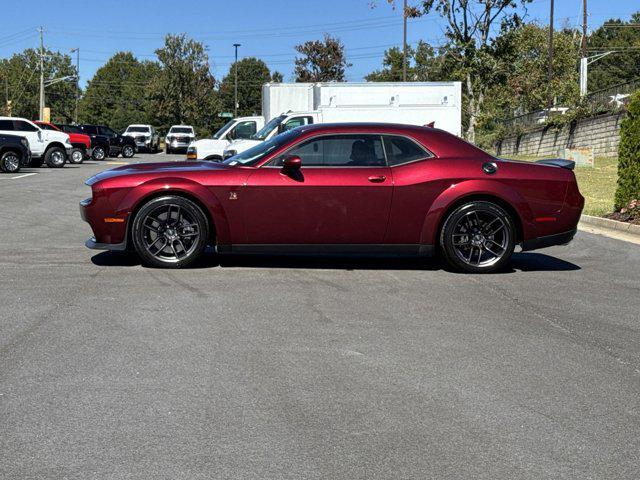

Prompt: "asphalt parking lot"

[1,153,639,479]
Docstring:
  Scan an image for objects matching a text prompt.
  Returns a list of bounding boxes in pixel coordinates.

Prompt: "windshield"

[127,126,150,133]
[212,120,235,139]
[60,124,81,134]
[223,129,303,167]
[252,115,286,141]
[39,123,57,131]
[169,127,193,134]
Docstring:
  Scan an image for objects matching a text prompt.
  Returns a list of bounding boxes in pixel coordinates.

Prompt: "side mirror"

[37,130,42,141]
[282,155,302,170]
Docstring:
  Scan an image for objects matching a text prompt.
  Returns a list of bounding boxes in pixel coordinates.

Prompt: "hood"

[86,160,231,186]
[123,131,150,137]
[44,130,70,142]
[191,138,227,148]
[225,139,261,153]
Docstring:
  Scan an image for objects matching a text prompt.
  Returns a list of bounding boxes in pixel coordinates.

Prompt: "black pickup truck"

[77,124,137,159]
[0,133,31,173]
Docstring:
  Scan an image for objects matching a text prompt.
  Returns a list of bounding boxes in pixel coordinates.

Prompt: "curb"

[579,214,640,237]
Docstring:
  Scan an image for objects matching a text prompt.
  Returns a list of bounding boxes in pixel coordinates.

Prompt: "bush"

[615,91,640,209]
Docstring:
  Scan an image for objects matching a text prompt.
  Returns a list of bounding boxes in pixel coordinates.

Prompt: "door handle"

[368,175,386,183]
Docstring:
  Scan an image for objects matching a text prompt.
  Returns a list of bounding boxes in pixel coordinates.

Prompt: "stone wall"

[495,112,624,158]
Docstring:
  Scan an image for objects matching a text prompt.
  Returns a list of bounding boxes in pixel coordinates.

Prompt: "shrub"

[615,91,640,209]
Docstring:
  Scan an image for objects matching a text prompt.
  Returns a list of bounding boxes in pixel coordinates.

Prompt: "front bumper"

[80,196,129,250]
[521,228,577,251]
[85,236,127,251]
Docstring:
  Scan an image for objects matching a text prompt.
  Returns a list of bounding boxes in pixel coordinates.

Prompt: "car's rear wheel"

[132,196,209,268]
[122,145,134,158]
[45,147,66,168]
[440,200,515,273]
[92,146,106,161]
[0,151,21,173]
[69,148,84,164]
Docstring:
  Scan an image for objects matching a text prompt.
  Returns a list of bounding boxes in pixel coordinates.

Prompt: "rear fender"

[419,179,537,246]
[115,177,231,243]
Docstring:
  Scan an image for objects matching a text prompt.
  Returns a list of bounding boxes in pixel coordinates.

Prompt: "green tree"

[366,41,441,81]
[218,57,275,117]
[80,52,158,131]
[149,34,218,132]
[615,90,640,209]
[0,49,76,121]
[294,34,351,82]
[588,12,640,93]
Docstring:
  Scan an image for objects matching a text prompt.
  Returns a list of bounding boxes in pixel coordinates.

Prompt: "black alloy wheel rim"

[141,204,200,262]
[4,153,20,172]
[451,209,509,267]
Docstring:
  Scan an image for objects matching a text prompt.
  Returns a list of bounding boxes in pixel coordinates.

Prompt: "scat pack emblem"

[229,191,238,200]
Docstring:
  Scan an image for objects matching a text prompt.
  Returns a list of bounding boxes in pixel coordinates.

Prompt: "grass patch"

[500,155,618,217]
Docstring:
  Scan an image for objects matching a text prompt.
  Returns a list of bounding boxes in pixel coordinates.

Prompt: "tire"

[165,146,171,154]
[440,200,515,273]
[0,150,21,173]
[122,145,135,158]
[92,146,106,161]
[132,195,209,268]
[45,147,66,168]
[69,148,84,164]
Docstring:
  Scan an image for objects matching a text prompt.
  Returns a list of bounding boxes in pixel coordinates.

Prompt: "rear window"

[382,135,431,166]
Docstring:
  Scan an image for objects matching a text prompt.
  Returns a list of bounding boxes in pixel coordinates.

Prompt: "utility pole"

[71,48,79,123]
[38,26,45,121]
[233,43,241,117]
[547,0,554,110]
[402,0,408,82]
[579,0,588,96]
[4,76,8,116]
[581,0,588,57]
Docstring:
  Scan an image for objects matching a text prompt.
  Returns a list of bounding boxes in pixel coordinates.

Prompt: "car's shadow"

[90,250,581,273]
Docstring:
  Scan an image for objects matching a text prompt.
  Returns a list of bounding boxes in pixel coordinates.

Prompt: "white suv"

[0,117,71,168]
[165,125,195,154]
[123,124,160,152]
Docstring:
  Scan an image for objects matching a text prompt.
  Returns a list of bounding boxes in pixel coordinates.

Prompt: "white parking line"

[0,172,38,180]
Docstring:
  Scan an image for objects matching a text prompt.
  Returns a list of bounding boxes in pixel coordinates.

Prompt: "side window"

[271,135,386,167]
[0,119,15,130]
[99,126,116,137]
[83,125,98,135]
[14,120,38,132]
[382,135,431,166]
[282,116,313,132]
[232,121,256,139]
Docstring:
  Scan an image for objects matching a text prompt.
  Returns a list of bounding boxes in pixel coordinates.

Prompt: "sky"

[0,0,638,87]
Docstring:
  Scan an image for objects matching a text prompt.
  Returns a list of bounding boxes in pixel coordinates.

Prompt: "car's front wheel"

[69,148,84,164]
[440,200,515,273]
[45,147,66,168]
[122,145,134,158]
[132,196,209,268]
[92,146,106,161]
[0,150,21,173]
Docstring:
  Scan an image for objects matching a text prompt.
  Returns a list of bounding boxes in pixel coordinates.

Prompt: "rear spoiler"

[535,159,575,171]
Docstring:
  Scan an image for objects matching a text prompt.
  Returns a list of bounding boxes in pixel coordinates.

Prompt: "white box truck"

[188,82,461,161]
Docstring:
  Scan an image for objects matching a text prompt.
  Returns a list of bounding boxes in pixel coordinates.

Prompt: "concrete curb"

[579,214,640,237]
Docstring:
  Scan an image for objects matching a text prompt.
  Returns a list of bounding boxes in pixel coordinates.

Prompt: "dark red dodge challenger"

[80,123,584,272]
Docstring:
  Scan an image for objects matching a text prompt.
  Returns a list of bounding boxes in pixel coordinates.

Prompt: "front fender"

[419,179,537,246]
[114,177,232,244]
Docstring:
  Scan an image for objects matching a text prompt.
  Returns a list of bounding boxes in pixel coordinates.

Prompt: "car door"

[12,120,44,156]
[242,133,392,245]
[98,126,119,153]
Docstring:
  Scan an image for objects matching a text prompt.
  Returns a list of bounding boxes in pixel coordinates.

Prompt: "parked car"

[36,121,90,164]
[0,133,31,173]
[56,124,109,160]
[81,123,584,272]
[165,125,195,154]
[123,124,159,152]
[0,116,70,168]
[77,124,136,159]
[187,117,262,161]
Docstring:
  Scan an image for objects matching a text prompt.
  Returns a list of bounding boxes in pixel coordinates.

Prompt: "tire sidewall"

[440,201,515,273]
[132,196,209,268]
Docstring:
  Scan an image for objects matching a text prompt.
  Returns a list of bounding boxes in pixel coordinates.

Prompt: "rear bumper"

[521,228,577,251]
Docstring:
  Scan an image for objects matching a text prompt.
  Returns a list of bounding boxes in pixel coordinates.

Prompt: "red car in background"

[35,121,91,164]
[80,123,584,272]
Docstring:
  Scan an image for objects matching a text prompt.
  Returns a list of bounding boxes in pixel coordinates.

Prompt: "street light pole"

[233,43,241,117]
[402,0,408,82]
[38,26,45,121]
[547,0,554,110]
[71,48,79,123]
